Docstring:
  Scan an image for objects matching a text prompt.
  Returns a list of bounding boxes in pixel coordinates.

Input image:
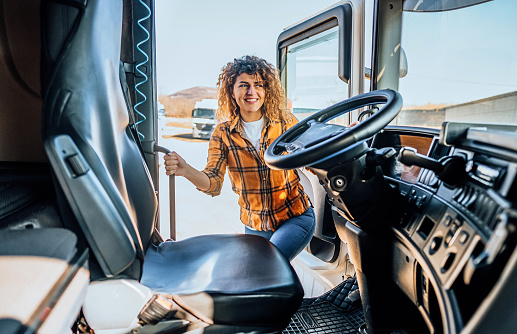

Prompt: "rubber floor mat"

[283,277,365,333]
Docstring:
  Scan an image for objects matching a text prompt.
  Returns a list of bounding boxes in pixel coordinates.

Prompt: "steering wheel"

[264,89,402,170]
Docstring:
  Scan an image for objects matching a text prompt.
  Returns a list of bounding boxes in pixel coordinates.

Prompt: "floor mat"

[283,277,365,334]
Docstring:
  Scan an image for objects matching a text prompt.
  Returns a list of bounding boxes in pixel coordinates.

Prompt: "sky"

[155,0,339,95]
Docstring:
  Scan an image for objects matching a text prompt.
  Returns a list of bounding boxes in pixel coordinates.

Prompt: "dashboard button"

[450,219,462,234]
[459,231,469,244]
[429,236,443,255]
[445,233,453,246]
[443,215,452,227]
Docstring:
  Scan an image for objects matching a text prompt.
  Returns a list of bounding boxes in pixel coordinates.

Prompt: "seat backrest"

[41,0,158,278]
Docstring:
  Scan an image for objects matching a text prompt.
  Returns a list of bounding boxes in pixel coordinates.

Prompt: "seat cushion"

[141,234,303,327]
[0,228,76,260]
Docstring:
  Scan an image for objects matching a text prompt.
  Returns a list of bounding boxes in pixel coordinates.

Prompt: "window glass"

[285,26,349,124]
[397,0,517,127]
[192,108,215,119]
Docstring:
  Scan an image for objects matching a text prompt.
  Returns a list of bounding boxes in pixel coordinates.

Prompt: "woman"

[164,55,315,261]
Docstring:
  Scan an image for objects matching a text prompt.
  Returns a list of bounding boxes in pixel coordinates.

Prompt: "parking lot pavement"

[157,125,242,240]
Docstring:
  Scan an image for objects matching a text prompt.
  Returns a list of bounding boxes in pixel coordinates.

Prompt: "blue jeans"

[244,207,315,261]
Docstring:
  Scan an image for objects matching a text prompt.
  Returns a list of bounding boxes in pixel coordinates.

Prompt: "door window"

[284,26,349,123]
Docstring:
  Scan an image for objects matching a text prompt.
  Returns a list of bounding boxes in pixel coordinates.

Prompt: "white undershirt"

[241,117,264,151]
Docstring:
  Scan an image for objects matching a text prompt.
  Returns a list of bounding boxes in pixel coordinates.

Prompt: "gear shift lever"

[399,147,466,186]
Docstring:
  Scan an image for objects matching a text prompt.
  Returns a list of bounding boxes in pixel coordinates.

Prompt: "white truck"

[191,99,217,139]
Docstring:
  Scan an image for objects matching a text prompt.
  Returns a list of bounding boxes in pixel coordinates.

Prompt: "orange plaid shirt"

[198,116,310,231]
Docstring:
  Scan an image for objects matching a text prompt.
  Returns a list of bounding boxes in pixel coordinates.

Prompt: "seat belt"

[119,61,147,160]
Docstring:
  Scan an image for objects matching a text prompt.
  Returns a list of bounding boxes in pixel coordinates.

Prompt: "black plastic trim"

[383,125,441,137]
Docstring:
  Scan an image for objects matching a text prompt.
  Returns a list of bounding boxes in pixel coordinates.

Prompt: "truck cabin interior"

[1,1,517,334]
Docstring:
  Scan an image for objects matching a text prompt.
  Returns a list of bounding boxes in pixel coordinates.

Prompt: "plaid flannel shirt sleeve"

[197,124,228,196]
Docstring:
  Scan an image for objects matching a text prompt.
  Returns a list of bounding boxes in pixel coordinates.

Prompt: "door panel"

[277,3,355,262]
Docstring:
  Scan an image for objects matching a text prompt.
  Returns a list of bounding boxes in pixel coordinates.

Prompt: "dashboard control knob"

[429,236,443,255]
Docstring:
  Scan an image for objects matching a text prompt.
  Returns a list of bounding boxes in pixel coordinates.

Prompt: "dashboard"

[369,123,517,333]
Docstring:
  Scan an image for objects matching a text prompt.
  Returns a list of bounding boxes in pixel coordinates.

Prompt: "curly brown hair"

[216,55,292,123]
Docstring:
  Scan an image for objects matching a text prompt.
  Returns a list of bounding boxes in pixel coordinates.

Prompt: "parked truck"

[191,99,217,139]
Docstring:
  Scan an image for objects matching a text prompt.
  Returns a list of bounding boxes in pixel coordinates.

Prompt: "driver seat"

[40,0,302,331]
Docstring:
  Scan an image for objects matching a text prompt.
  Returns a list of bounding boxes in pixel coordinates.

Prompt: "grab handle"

[154,144,176,240]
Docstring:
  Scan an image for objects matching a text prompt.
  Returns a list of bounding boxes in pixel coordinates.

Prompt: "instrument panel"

[372,123,517,333]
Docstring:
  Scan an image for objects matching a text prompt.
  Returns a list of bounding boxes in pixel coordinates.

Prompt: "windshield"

[396,0,517,127]
[192,108,215,119]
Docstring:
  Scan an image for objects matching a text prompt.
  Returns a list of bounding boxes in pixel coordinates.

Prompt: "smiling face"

[232,72,265,122]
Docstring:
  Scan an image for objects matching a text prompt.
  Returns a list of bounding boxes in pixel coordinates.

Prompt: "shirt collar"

[229,116,242,133]
[229,115,274,134]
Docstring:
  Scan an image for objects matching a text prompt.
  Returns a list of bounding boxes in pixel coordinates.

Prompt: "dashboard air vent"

[429,142,451,160]
[453,185,499,232]
[418,168,439,188]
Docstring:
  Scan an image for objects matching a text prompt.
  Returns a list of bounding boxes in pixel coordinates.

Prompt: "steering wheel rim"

[264,89,402,170]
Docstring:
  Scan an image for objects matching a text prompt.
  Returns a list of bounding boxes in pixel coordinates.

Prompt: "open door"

[276,3,357,265]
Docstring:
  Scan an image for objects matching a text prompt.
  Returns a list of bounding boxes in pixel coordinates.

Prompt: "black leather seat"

[0,228,76,260]
[142,234,302,326]
[40,0,302,331]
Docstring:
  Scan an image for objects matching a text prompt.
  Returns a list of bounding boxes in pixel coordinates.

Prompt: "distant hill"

[159,86,217,118]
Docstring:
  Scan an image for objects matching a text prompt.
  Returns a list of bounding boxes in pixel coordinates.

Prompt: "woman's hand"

[163,151,211,191]
[164,151,188,176]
